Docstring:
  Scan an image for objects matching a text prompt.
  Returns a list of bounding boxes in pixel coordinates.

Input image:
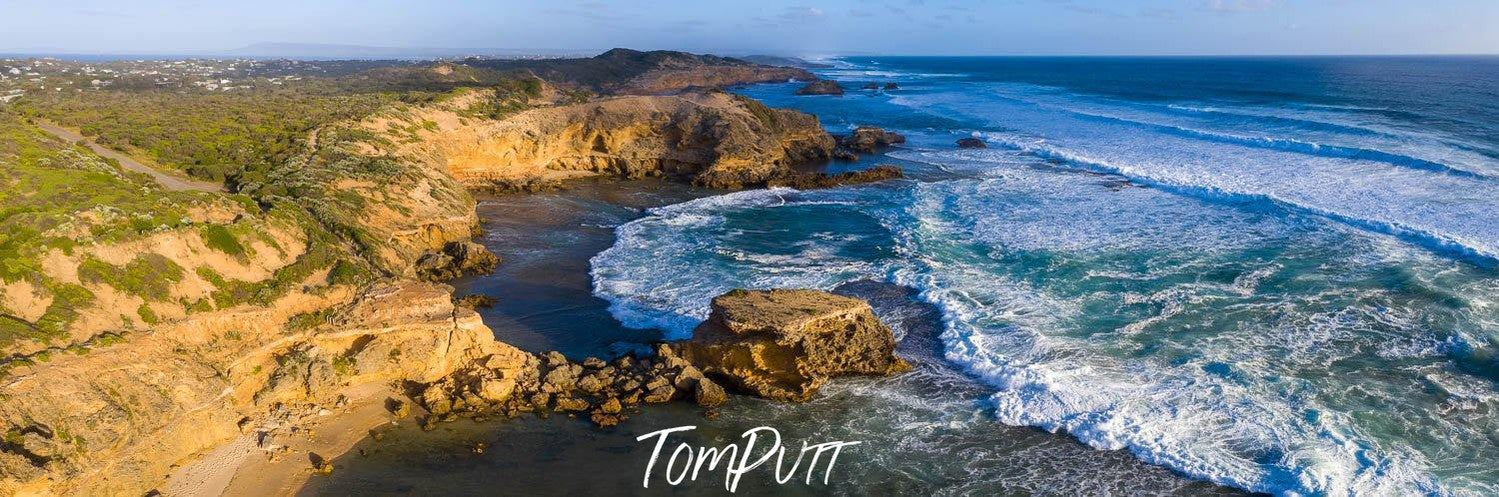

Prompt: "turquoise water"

[592,57,1499,496]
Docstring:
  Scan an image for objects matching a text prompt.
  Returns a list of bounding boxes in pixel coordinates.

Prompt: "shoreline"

[280,176,1245,496]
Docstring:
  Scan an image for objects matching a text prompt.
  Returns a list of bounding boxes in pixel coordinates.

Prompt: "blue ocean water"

[592,57,1499,495]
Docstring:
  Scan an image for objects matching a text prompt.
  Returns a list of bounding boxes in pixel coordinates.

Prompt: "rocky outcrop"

[410,288,911,433]
[765,165,904,190]
[957,137,987,149]
[884,83,899,90]
[361,90,836,191]
[411,341,729,429]
[796,80,845,96]
[672,289,911,401]
[415,240,500,282]
[838,126,906,153]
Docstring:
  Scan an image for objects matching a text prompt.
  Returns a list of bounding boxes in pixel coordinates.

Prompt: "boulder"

[956,137,987,149]
[883,83,899,90]
[674,289,911,402]
[838,126,906,153]
[795,80,845,96]
[454,294,497,309]
[694,378,728,408]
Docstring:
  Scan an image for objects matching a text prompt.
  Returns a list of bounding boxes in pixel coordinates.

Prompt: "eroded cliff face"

[0,280,521,496]
[355,90,835,191]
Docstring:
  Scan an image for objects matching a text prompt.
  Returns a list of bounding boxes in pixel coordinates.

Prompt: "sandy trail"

[36,122,226,192]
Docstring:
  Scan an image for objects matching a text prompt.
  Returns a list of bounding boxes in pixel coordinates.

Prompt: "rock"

[832,147,859,162]
[861,82,879,90]
[454,294,498,309]
[311,457,334,475]
[643,384,675,404]
[477,378,516,403]
[471,442,486,455]
[694,378,728,408]
[673,365,704,391]
[674,289,911,402]
[576,373,608,394]
[415,241,501,281]
[956,137,987,149]
[582,357,607,369]
[838,126,906,153]
[764,165,903,190]
[553,396,590,412]
[612,356,636,370]
[598,397,623,414]
[421,385,453,416]
[528,392,552,411]
[590,412,624,427]
[883,83,899,90]
[388,398,411,419]
[447,240,500,274]
[795,80,845,96]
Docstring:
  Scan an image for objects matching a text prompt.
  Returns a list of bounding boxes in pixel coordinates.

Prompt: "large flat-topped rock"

[707,288,874,337]
[675,289,911,401]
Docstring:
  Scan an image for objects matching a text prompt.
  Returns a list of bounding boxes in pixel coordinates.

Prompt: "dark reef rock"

[838,126,906,153]
[454,294,498,309]
[765,165,904,190]
[415,240,501,281]
[956,137,987,149]
[795,79,845,96]
[861,82,880,90]
[832,147,859,162]
[883,82,899,90]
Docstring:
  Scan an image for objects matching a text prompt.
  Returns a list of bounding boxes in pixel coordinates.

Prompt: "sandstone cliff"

[356,89,836,190]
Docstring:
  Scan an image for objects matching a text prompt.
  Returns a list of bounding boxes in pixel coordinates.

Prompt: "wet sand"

[298,177,1248,496]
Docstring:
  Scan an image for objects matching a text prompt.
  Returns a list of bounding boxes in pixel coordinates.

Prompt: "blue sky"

[3,0,1496,55]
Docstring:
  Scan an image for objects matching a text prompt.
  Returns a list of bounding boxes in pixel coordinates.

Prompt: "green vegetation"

[732,94,780,130]
[11,89,397,182]
[463,77,545,120]
[78,253,185,302]
[199,224,248,258]
[135,304,159,325]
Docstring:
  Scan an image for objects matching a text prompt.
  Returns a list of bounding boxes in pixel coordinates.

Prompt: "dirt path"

[37,122,226,192]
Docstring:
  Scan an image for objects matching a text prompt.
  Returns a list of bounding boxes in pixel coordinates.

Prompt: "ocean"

[589,56,1499,495]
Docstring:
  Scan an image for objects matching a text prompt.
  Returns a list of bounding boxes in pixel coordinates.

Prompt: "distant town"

[0,54,562,102]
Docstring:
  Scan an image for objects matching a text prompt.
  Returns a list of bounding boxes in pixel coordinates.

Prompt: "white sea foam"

[591,163,1499,495]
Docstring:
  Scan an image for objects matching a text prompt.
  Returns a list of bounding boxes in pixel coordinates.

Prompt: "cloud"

[1202,0,1278,13]
[778,6,826,22]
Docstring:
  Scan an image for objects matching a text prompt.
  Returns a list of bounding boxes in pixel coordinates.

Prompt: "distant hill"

[465,48,815,94]
[739,55,834,69]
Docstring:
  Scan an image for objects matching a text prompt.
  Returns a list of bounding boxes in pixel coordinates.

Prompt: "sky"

[2,0,1496,56]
